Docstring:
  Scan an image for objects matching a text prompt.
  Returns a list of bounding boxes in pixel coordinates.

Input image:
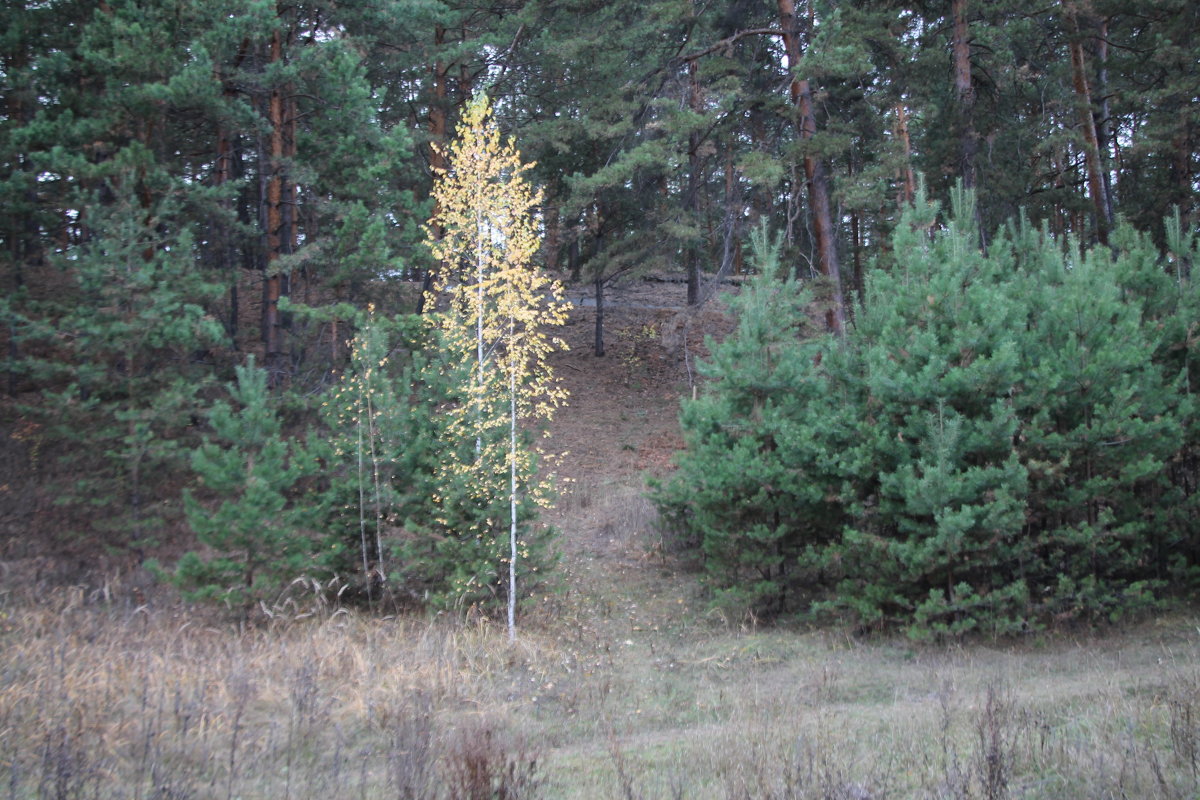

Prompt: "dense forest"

[1,0,1197,630]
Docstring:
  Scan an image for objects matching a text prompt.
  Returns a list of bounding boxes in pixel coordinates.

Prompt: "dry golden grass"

[3,574,1200,799]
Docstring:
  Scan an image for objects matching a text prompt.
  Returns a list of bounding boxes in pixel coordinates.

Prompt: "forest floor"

[3,275,1200,798]
[538,276,735,641]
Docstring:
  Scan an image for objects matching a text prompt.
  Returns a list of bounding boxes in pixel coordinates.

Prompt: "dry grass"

[2,576,1200,799]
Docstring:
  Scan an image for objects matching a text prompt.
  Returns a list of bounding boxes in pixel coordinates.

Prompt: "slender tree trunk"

[895,103,916,207]
[732,140,745,275]
[721,146,741,282]
[952,0,989,248]
[567,231,581,282]
[508,350,518,643]
[418,26,450,316]
[543,203,561,273]
[1064,0,1111,245]
[215,67,238,349]
[430,27,449,175]
[593,274,606,357]
[1094,17,1116,224]
[262,28,285,381]
[851,211,864,304]
[776,0,845,334]
[281,87,297,327]
[952,0,977,190]
[685,59,702,306]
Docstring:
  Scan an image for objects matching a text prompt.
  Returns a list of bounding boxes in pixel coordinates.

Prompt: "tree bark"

[951,0,989,249]
[1094,17,1115,226]
[685,59,702,306]
[543,203,561,273]
[1064,0,1111,245]
[952,0,977,190]
[593,274,606,357]
[215,56,242,350]
[418,25,450,315]
[776,0,845,334]
[262,27,286,380]
[567,227,581,282]
[895,103,916,207]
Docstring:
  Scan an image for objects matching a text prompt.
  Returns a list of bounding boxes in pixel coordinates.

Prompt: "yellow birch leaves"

[426,93,569,451]
[424,93,569,627]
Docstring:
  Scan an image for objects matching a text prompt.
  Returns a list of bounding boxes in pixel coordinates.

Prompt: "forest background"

[1,0,1198,617]
[2,0,1200,797]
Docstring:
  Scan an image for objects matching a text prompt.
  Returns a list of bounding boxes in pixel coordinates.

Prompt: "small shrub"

[172,357,319,617]
[443,719,543,800]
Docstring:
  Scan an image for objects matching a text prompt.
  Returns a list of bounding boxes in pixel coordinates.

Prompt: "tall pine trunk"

[593,273,606,357]
[418,25,450,315]
[215,54,242,350]
[776,0,845,334]
[1094,18,1116,226]
[895,103,916,207]
[262,22,296,383]
[951,0,988,248]
[685,57,702,306]
[952,0,976,190]
[1064,0,1112,245]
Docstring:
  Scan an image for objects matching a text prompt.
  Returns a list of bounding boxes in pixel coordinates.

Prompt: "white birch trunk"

[476,212,485,457]
[508,360,518,642]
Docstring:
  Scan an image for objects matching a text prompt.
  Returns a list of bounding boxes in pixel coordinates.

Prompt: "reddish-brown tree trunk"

[686,59,702,306]
[895,103,916,207]
[418,26,451,315]
[951,0,990,248]
[261,23,296,382]
[952,0,976,190]
[777,0,845,334]
[262,29,283,371]
[1094,18,1115,225]
[543,204,561,273]
[1064,1,1111,245]
[215,56,242,349]
[429,26,449,179]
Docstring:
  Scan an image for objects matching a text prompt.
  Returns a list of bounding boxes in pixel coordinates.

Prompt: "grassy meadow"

[3,507,1200,799]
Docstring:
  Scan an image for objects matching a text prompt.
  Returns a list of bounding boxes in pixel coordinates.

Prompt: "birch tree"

[426,94,570,641]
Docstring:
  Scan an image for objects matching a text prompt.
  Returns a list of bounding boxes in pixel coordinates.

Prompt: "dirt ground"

[534,275,739,634]
[544,277,736,510]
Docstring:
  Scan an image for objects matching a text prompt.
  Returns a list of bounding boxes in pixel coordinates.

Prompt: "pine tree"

[652,222,849,617]
[660,186,1198,635]
[312,308,440,606]
[174,357,317,616]
[317,311,402,602]
[37,180,226,551]
[426,93,569,639]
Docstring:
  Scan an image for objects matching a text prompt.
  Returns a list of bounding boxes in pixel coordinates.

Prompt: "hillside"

[535,278,736,643]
